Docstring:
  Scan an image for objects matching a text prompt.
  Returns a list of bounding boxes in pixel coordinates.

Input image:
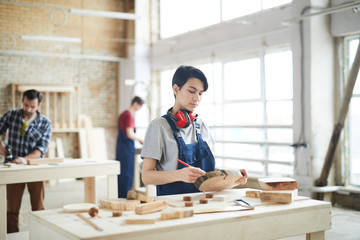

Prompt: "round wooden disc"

[194,169,242,192]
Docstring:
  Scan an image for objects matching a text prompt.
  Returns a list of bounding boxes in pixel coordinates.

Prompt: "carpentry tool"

[233,199,255,210]
[4,145,13,167]
[177,159,190,167]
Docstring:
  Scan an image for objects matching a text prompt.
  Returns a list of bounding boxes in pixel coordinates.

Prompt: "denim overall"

[116,127,135,198]
[157,114,215,196]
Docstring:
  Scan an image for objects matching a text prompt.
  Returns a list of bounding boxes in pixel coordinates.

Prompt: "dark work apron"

[116,127,135,198]
[157,115,215,196]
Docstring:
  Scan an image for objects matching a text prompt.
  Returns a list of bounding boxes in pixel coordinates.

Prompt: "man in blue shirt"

[0,89,52,233]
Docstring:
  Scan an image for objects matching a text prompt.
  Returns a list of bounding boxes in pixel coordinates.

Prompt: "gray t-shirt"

[140,116,215,171]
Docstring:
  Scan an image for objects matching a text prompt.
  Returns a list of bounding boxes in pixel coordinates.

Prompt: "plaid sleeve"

[35,119,52,156]
[0,111,11,135]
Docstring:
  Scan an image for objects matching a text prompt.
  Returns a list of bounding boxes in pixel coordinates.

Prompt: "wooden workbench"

[0,159,120,240]
[29,188,331,240]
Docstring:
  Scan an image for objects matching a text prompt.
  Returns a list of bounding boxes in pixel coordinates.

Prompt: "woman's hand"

[179,167,206,183]
[235,169,248,185]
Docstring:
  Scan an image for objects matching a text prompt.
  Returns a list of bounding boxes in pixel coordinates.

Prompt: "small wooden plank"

[125,218,157,225]
[17,85,76,93]
[246,190,261,198]
[260,190,296,203]
[127,190,154,203]
[258,177,298,191]
[135,201,168,215]
[55,138,65,158]
[160,209,194,220]
[27,158,64,165]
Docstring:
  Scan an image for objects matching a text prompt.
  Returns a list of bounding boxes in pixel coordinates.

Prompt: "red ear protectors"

[167,108,197,128]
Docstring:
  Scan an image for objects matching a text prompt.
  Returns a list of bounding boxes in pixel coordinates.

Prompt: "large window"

[344,36,360,186]
[160,0,292,38]
[159,48,294,177]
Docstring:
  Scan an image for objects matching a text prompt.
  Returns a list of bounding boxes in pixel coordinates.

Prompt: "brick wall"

[0,0,134,159]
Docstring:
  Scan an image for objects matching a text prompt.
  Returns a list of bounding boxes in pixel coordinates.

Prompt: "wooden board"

[258,177,298,191]
[194,169,242,192]
[27,158,64,165]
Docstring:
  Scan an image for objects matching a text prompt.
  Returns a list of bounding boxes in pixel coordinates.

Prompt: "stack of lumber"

[245,178,298,204]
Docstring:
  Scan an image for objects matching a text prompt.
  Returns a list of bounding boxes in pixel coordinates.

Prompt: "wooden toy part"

[183,196,192,201]
[194,169,243,192]
[199,199,208,204]
[88,207,99,218]
[127,190,154,203]
[185,201,194,207]
[135,201,169,215]
[258,177,298,191]
[112,211,122,217]
[205,193,213,198]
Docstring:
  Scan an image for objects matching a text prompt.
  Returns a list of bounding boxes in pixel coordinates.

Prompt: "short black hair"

[131,96,144,105]
[172,65,208,92]
[22,89,43,104]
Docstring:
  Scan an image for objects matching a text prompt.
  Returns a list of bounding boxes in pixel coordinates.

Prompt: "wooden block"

[112,211,122,217]
[246,190,261,198]
[183,196,192,201]
[258,177,298,191]
[127,190,153,203]
[205,193,213,199]
[27,158,64,165]
[199,199,208,204]
[185,201,194,207]
[100,199,141,211]
[135,201,168,215]
[160,209,194,220]
[260,190,296,203]
[125,218,157,224]
[137,193,154,203]
[127,190,138,200]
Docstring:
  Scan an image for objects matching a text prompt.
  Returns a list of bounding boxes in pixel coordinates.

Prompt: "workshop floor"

[14,178,360,240]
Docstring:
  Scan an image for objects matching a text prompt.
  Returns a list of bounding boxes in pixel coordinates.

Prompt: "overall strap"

[162,114,186,148]
[193,119,204,142]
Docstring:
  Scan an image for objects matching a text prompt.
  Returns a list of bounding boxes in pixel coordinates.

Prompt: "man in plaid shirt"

[0,89,52,233]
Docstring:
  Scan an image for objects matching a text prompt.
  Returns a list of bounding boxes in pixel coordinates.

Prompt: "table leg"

[306,231,325,240]
[0,184,6,240]
[84,177,95,203]
[107,174,117,199]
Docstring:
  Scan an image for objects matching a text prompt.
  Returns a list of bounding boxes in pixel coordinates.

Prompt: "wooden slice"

[63,203,97,213]
[183,196,192,201]
[185,201,194,207]
[199,199,208,204]
[194,169,242,192]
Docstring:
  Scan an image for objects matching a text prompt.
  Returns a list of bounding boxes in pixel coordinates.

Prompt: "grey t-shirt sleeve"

[140,117,179,171]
